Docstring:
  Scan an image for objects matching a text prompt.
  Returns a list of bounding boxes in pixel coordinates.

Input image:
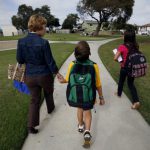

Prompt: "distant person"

[17,14,62,134]
[58,41,105,147]
[114,30,140,109]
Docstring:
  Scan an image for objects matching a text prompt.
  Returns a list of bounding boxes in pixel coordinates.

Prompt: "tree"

[12,4,60,31]
[125,24,138,32]
[50,18,60,27]
[77,0,134,36]
[112,17,127,30]
[62,14,79,30]
[11,16,23,30]
[34,5,60,28]
[112,20,138,32]
[12,4,33,30]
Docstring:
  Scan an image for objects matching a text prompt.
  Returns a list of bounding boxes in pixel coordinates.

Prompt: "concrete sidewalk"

[22,40,150,150]
[0,40,17,51]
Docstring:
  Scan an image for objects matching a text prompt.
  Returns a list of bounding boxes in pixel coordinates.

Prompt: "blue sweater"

[17,33,58,76]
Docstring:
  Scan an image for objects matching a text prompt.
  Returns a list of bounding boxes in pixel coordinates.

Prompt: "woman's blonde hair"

[28,14,47,32]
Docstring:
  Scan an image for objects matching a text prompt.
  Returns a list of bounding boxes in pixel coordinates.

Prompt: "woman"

[17,14,61,134]
[114,30,140,109]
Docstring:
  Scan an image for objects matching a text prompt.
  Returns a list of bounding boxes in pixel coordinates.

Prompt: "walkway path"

[21,39,150,150]
[0,40,17,51]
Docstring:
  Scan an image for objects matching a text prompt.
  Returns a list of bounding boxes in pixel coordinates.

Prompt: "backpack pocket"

[68,84,92,104]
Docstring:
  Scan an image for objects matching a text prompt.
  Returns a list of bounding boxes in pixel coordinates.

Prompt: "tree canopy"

[77,0,134,35]
[62,14,79,30]
[34,5,60,28]
[12,4,60,31]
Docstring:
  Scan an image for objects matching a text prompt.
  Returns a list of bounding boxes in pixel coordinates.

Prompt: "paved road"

[0,40,17,51]
[0,40,84,51]
[22,40,150,150]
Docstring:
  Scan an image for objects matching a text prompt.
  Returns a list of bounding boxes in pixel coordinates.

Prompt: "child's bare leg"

[84,110,92,131]
[77,108,84,125]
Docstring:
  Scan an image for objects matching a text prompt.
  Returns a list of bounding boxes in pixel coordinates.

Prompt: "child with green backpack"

[58,41,105,147]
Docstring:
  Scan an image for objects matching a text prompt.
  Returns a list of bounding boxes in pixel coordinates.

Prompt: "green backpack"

[66,60,96,109]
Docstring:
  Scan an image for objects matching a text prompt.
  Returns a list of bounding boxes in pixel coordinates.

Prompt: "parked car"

[139,31,150,35]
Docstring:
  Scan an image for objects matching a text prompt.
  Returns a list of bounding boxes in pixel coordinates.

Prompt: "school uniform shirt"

[65,61,101,88]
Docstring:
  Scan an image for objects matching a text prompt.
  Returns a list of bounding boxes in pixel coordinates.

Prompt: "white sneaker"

[78,123,85,133]
[84,130,92,141]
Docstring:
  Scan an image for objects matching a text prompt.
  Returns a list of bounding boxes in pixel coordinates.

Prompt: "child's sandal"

[131,102,140,109]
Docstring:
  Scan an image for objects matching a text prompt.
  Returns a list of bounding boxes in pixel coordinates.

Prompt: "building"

[138,23,150,35]
[56,29,70,34]
[0,25,21,36]
[82,20,98,34]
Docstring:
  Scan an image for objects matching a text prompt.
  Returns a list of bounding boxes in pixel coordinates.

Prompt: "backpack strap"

[75,59,95,66]
[70,60,95,76]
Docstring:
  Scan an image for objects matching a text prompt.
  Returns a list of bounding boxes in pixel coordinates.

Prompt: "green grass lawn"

[44,33,119,41]
[0,35,24,41]
[0,33,121,41]
[99,36,150,124]
[0,43,75,150]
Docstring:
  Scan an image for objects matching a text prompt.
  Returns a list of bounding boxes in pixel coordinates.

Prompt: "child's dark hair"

[124,30,139,54]
[74,41,91,61]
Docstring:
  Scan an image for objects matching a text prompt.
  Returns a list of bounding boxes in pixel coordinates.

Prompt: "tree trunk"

[93,23,101,36]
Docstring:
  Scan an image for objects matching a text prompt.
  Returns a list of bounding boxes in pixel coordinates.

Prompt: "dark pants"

[118,68,139,103]
[25,74,54,128]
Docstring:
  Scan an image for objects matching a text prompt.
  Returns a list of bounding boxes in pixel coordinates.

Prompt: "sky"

[0,0,150,27]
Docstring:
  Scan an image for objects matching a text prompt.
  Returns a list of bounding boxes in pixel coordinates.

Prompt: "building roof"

[139,23,150,27]
[143,23,150,27]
